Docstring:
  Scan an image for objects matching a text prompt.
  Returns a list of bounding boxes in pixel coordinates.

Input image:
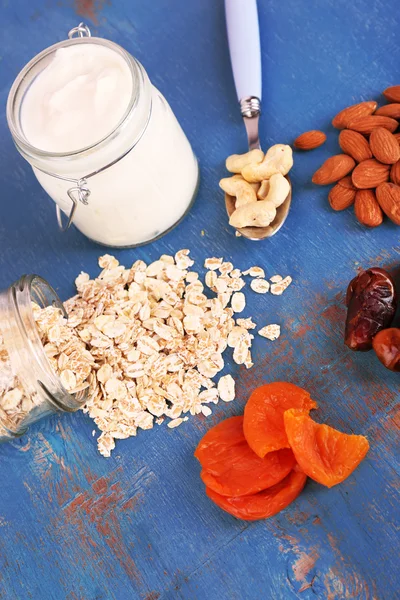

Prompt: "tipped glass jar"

[0,275,86,442]
[7,24,199,247]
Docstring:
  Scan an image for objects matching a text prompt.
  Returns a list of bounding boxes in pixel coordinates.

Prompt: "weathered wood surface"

[0,0,399,598]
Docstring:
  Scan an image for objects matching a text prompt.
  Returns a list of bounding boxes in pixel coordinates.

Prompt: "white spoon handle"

[225,0,262,103]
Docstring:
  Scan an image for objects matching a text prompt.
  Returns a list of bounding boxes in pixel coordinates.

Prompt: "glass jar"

[0,275,86,442]
[6,24,199,248]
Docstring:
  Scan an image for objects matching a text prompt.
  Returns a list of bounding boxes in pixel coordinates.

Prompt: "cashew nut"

[219,176,257,208]
[264,173,290,207]
[241,144,293,183]
[229,200,277,228]
[226,149,264,173]
[257,180,270,200]
[232,175,260,194]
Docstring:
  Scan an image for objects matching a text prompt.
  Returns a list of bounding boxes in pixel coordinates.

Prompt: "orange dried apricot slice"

[195,416,295,496]
[205,469,307,521]
[283,409,370,488]
[200,447,295,497]
[243,382,317,457]
[195,416,249,476]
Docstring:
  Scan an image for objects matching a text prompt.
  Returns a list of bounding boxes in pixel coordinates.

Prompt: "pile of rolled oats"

[0,251,293,456]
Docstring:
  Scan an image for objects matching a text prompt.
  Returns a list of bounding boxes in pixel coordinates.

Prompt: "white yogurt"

[18,41,198,246]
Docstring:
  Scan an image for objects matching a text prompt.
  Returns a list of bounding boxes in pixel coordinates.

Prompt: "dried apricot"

[200,447,295,496]
[243,382,317,457]
[283,409,369,488]
[205,469,307,521]
[195,416,295,496]
[194,416,250,476]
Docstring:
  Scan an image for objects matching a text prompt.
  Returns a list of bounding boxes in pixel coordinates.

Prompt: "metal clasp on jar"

[56,178,91,232]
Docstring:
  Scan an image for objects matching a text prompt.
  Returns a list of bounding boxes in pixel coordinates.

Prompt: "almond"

[375,104,400,118]
[369,128,400,164]
[383,86,400,103]
[328,181,356,211]
[312,154,355,185]
[332,101,377,129]
[294,130,326,150]
[390,160,400,186]
[337,175,357,190]
[354,189,383,227]
[394,133,400,146]
[347,115,398,134]
[376,182,400,225]
[338,129,372,163]
[351,159,390,189]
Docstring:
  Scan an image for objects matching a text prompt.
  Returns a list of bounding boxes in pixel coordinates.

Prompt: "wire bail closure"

[54,24,93,232]
[68,22,91,39]
[56,179,90,232]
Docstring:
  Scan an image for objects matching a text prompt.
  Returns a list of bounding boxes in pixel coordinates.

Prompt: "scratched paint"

[74,0,108,24]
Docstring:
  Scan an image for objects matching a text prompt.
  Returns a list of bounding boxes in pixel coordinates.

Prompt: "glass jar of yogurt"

[0,275,87,442]
[7,24,199,247]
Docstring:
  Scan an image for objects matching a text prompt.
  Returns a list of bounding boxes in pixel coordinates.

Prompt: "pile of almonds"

[294,85,400,228]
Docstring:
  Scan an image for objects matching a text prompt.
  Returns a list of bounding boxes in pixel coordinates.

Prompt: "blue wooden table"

[0,1,399,598]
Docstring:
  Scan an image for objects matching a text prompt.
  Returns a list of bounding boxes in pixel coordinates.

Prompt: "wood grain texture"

[0,0,399,598]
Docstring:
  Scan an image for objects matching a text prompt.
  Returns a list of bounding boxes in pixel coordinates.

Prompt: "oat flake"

[258,324,281,340]
[250,279,270,294]
[243,267,265,278]
[218,375,235,402]
[231,292,246,313]
[271,276,292,295]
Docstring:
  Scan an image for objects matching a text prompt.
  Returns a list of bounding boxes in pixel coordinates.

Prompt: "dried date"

[345,267,397,351]
[372,328,400,371]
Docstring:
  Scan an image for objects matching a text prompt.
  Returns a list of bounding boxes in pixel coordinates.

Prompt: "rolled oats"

[199,388,219,404]
[205,271,217,289]
[271,276,292,295]
[175,249,194,270]
[258,324,281,340]
[250,279,270,294]
[231,292,246,313]
[228,277,246,291]
[227,326,248,348]
[60,369,77,392]
[0,250,294,457]
[215,277,228,294]
[236,317,257,330]
[146,260,164,277]
[2,388,23,411]
[218,375,235,402]
[243,266,265,278]
[244,350,254,370]
[201,405,212,417]
[233,338,250,365]
[185,271,199,283]
[204,257,223,271]
[219,262,233,275]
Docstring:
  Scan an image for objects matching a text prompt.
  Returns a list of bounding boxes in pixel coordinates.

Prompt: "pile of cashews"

[219,144,293,229]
